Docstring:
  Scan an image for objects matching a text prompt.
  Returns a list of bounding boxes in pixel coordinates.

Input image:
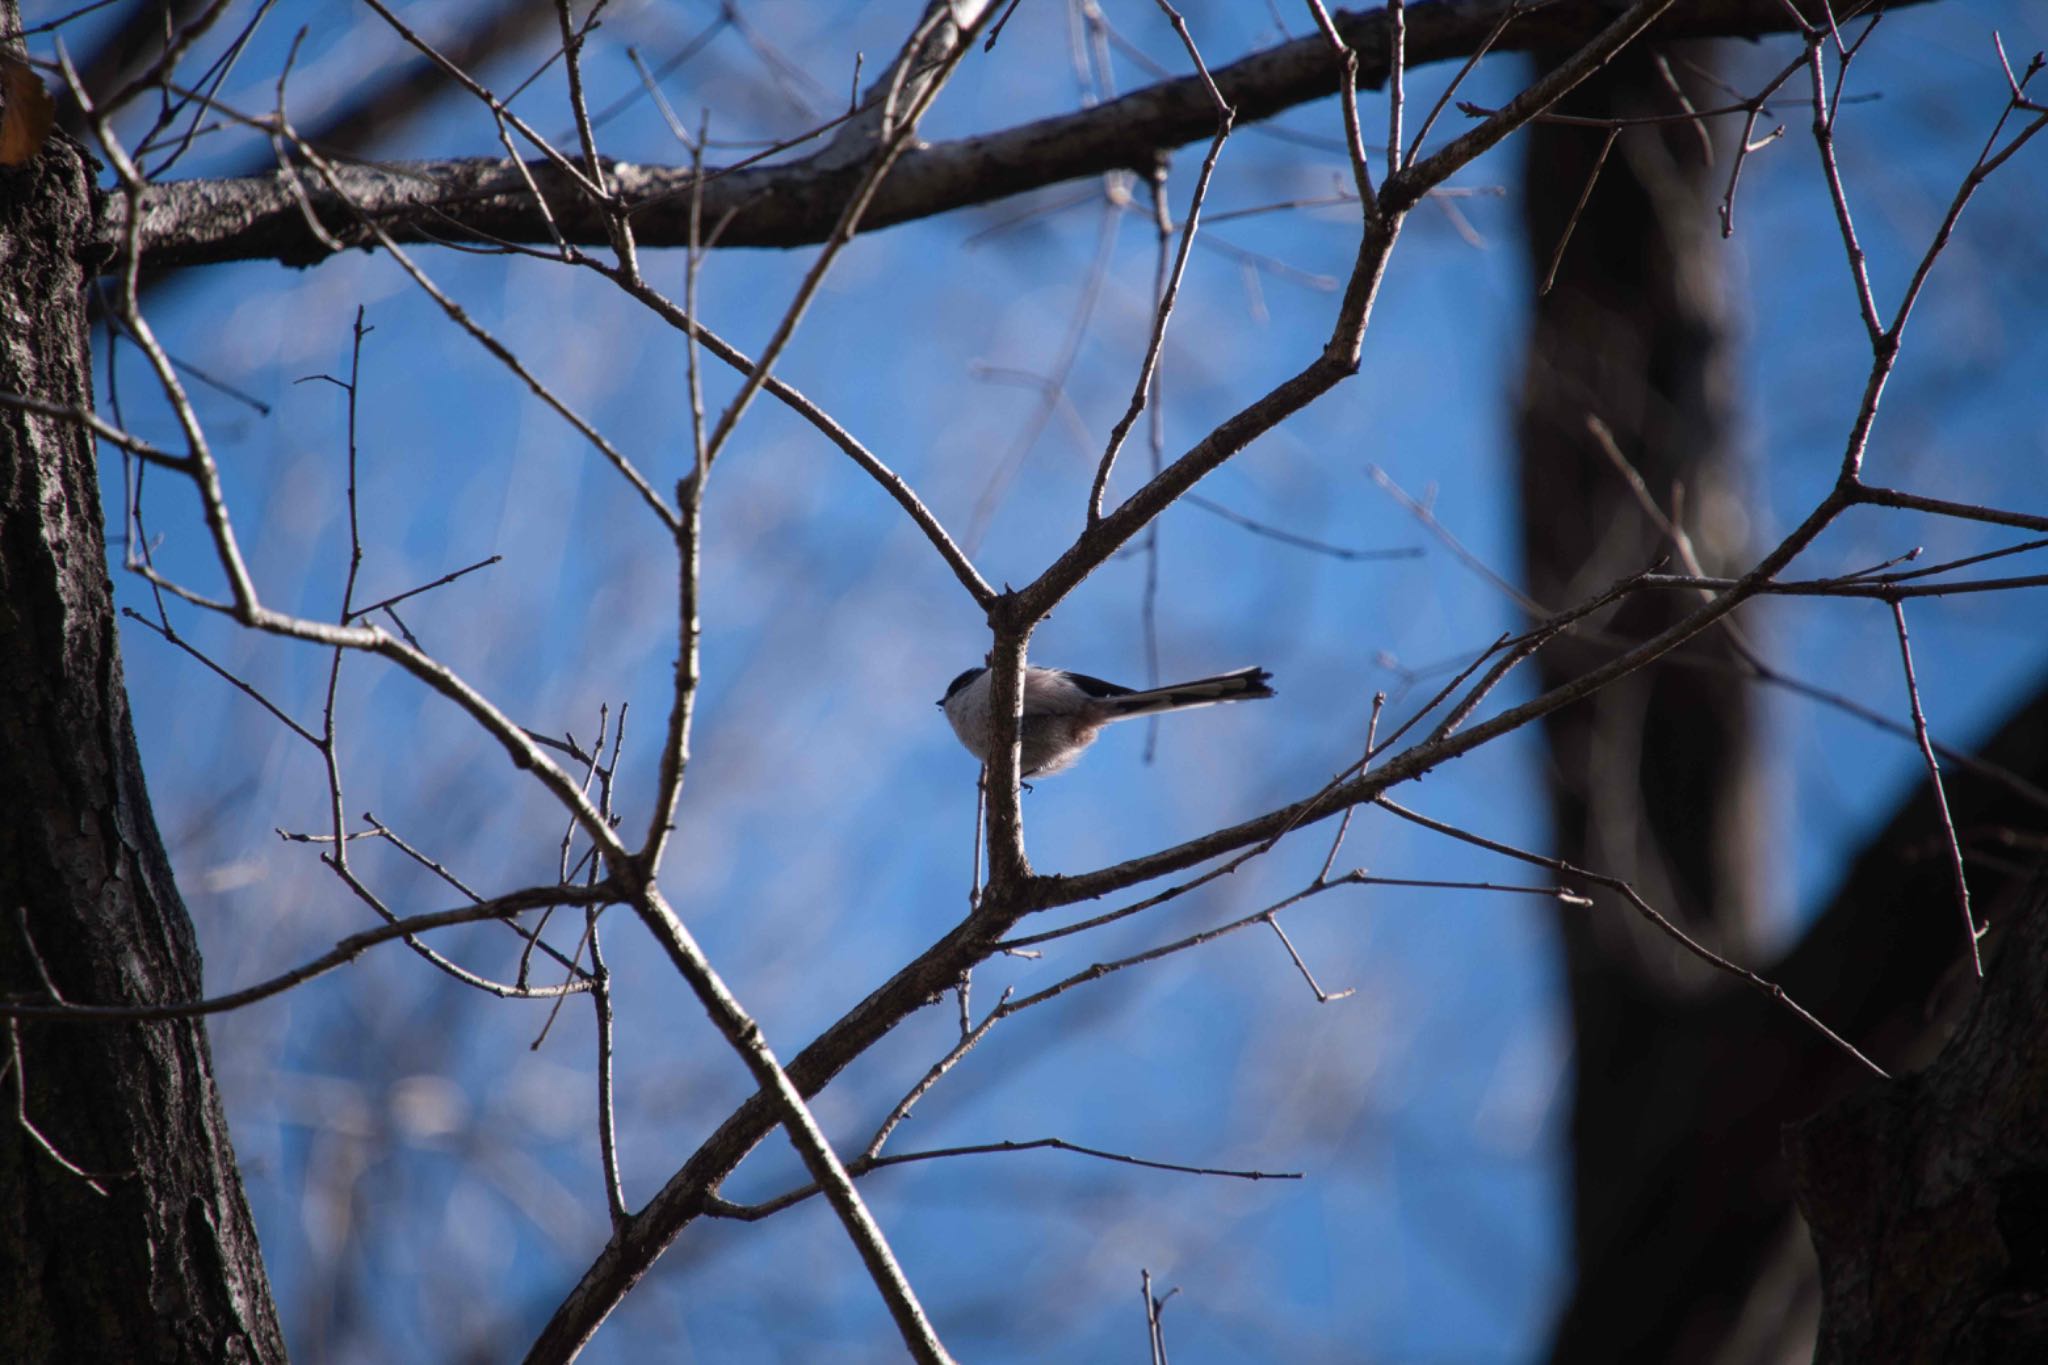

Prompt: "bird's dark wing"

[1059,671,1134,699]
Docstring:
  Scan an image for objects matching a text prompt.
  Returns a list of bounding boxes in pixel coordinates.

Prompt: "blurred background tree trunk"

[1516,39,1793,1362]
[1519,40,2048,1363]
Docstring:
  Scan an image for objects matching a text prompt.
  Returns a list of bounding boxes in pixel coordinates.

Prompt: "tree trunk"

[1517,41,2048,1363]
[1516,40,1800,1361]
[1792,873,2048,1364]
[0,48,288,1364]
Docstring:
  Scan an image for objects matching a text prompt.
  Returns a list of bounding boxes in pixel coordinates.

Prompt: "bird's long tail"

[1098,666,1275,717]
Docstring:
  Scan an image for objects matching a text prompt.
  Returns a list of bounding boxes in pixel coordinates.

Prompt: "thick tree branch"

[89,0,1911,270]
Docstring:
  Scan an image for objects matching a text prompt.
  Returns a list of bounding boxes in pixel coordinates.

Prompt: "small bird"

[939,663,1275,778]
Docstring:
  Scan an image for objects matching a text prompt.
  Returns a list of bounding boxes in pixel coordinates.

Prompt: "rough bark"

[0,85,287,1365]
[1792,873,2048,1365]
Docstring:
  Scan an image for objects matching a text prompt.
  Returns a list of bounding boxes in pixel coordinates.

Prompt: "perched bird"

[939,663,1275,777]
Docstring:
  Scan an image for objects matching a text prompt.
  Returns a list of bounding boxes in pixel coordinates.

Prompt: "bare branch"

[709,1134,1300,1222]
[1539,125,1618,296]
[596,270,996,606]
[94,0,1901,269]
[1,886,605,1023]
[588,918,628,1230]
[1375,798,1888,1079]
[1088,3,1232,524]
[1887,599,1984,975]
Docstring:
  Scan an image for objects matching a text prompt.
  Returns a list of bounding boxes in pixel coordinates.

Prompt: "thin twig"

[1318,694,1384,879]
[121,608,318,744]
[1807,39,1884,345]
[7,1021,114,1194]
[589,916,629,1228]
[319,307,370,880]
[357,0,605,201]
[1376,797,1888,1079]
[873,1136,1298,1182]
[1088,2,1231,524]
[710,1135,1301,1221]
[284,130,679,533]
[1887,598,1984,976]
[1652,49,1713,165]
[1302,0,1376,203]
[968,189,1127,549]
[1263,911,1354,1002]
[1406,0,1524,165]
[1,888,605,1022]
[343,555,503,622]
[639,111,713,870]
[592,272,993,605]
[554,0,635,272]
[58,48,259,614]
[1141,168,1172,757]
[1386,0,1405,174]
[1183,494,1420,561]
[1540,125,1618,296]
[864,988,1012,1161]
[697,5,967,471]
[1368,465,1547,614]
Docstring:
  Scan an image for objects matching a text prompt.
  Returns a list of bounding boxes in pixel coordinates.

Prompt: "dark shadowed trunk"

[1793,871,2048,1365]
[1516,39,1789,1360]
[1520,39,2048,1364]
[0,20,286,1355]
